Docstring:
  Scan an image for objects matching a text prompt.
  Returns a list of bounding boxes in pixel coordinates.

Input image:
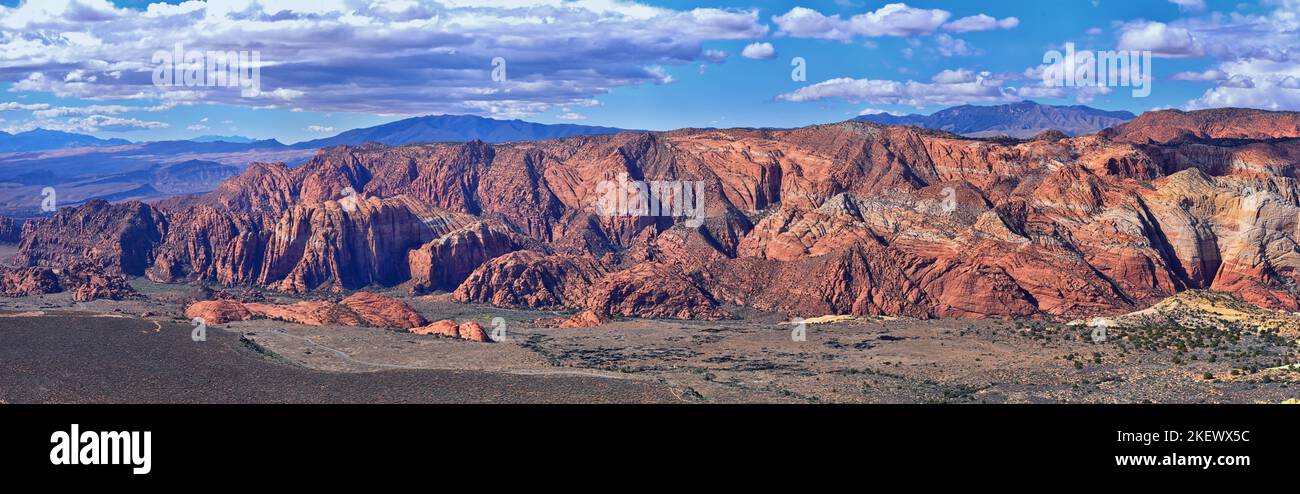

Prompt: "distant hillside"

[855,101,1134,138]
[291,114,631,148]
[0,129,131,152]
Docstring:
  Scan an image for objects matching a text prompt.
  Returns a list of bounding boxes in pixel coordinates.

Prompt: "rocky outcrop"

[537,309,610,328]
[16,200,166,275]
[588,263,730,320]
[411,319,459,338]
[14,108,1300,319]
[410,319,492,342]
[0,267,61,297]
[408,221,518,293]
[338,292,428,328]
[183,291,426,329]
[68,270,140,302]
[452,251,609,309]
[243,300,368,327]
[1102,108,1300,144]
[184,300,253,324]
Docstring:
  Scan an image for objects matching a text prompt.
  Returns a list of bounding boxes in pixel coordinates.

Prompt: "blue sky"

[0,0,1296,143]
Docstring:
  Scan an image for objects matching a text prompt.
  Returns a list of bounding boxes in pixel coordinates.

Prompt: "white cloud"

[0,0,768,117]
[942,14,1019,33]
[31,103,171,118]
[16,114,170,133]
[1185,58,1300,110]
[1171,69,1228,81]
[187,124,207,131]
[777,70,1019,108]
[930,69,976,84]
[933,34,979,57]
[0,101,50,111]
[741,42,777,60]
[306,125,335,133]
[556,109,587,120]
[772,3,951,40]
[1116,21,1202,57]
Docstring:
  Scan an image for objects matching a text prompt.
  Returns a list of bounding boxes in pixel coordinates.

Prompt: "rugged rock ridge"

[13,108,1300,319]
[1102,108,1300,144]
[16,200,165,275]
[0,264,139,301]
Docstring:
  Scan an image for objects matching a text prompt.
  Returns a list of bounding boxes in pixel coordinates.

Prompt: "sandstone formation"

[338,292,428,328]
[0,267,61,297]
[182,292,426,329]
[409,319,492,342]
[537,309,610,328]
[17,108,1300,319]
[16,200,165,275]
[68,270,140,302]
[184,300,253,324]
[410,319,459,337]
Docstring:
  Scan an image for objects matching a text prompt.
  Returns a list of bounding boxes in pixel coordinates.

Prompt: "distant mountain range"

[191,135,256,143]
[2,114,627,156]
[289,114,630,148]
[0,129,131,153]
[0,107,1142,215]
[854,101,1135,138]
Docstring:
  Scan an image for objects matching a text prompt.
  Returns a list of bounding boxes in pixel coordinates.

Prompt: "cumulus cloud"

[1185,58,1300,110]
[701,49,728,63]
[1116,21,1202,57]
[933,34,979,57]
[772,3,951,40]
[942,14,1019,33]
[306,125,335,133]
[0,0,769,118]
[1122,0,1300,110]
[776,69,1020,108]
[771,4,1018,41]
[8,113,169,133]
[741,42,777,60]
[0,101,50,111]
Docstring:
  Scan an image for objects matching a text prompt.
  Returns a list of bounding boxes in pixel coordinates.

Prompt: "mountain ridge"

[9,107,1299,321]
[854,101,1135,138]
[290,114,632,148]
[0,128,132,153]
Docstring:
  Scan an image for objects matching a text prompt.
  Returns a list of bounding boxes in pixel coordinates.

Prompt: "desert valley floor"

[1,278,1296,404]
